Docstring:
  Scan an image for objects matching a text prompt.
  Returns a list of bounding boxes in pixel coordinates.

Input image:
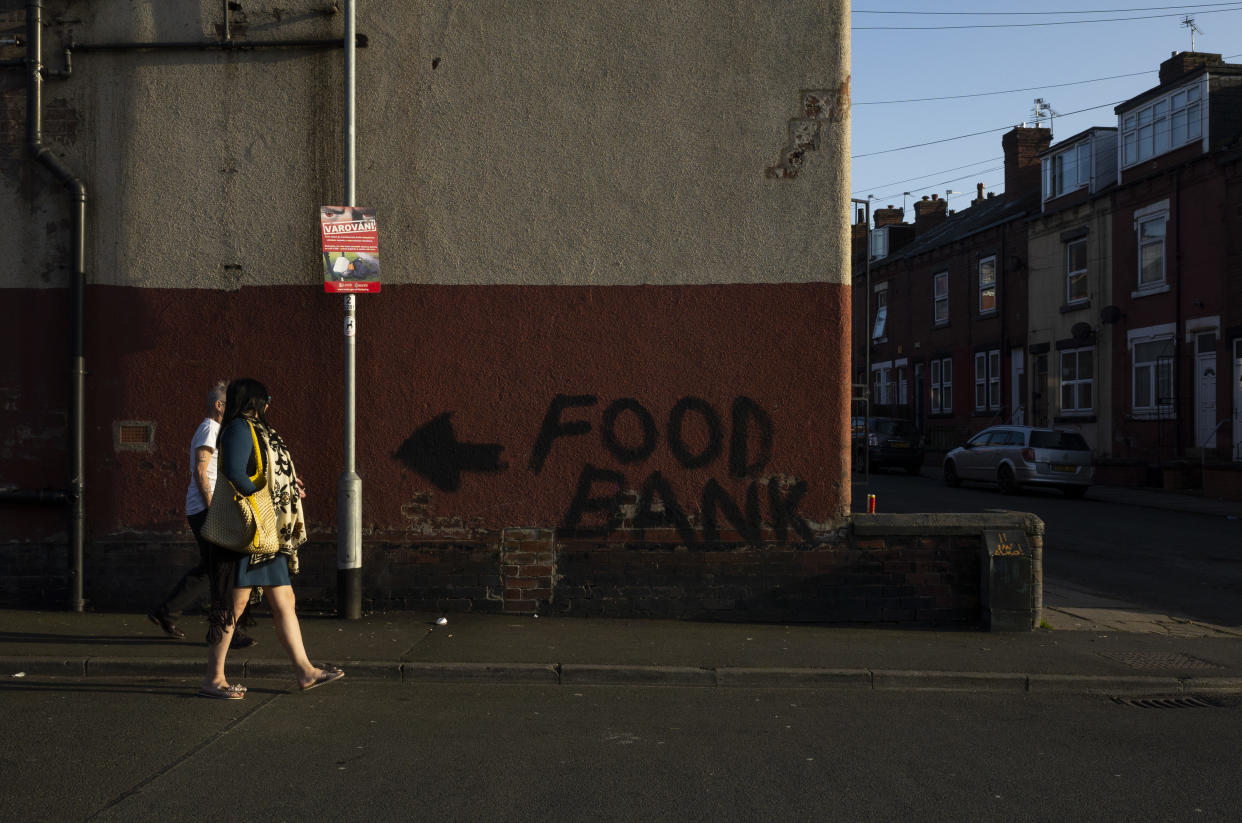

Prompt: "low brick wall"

[1,514,1043,630]
[1204,466,1242,501]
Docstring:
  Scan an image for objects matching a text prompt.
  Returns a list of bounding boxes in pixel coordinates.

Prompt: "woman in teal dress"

[198,378,344,699]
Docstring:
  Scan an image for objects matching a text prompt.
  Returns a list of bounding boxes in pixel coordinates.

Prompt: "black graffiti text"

[531,395,813,545]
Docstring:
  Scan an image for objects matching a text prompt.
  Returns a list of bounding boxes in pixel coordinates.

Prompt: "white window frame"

[930,357,952,414]
[1128,324,1176,419]
[1042,140,1093,201]
[1066,238,1088,304]
[1133,201,1169,296]
[1121,78,1203,169]
[989,350,1001,411]
[933,271,949,325]
[870,226,889,261]
[873,283,888,340]
[872,361,892,406]
[974,353,986,411]
[1059,347,1094,415]
[975,349,1001,412]
[978,256,997,315]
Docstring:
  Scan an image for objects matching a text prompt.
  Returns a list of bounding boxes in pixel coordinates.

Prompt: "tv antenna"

[1032,98,1060,132]
[1182,16,1203,51]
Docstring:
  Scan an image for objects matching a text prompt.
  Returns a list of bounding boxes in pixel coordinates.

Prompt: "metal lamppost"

[851,197,872,484]
[337,0,363,619]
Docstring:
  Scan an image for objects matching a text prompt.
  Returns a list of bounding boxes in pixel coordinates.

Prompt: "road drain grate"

[1111,696,1222,709]
[1096,651,1224,670]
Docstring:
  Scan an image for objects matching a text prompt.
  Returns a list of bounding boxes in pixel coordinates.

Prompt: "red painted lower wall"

[2,283,850,544]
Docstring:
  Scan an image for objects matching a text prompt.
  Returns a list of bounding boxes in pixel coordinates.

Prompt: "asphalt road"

[851,470,1242,628]
[2,678,1239,822]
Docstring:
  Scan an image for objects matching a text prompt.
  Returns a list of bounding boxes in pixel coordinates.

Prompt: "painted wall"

[1109,156,1229,460]
[1,2,852,555]
[1026,197,1114,453]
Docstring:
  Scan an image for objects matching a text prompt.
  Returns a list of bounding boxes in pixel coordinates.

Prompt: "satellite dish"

[1071,322,1093,341]
[1100,305,1122,324]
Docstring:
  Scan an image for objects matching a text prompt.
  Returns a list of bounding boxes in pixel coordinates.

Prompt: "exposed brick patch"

[766,80,851,179]
[498,528,555,614]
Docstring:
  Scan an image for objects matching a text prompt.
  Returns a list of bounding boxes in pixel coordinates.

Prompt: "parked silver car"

[942,425,1093,497]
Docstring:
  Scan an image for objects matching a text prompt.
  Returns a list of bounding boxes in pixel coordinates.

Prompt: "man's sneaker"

[147,611,185,639]
[230,633,258,649]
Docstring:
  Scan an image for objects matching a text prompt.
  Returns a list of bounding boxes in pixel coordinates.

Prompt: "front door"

[1033,355,1049,428]
[1234,338,1242,461]
[1011,350,1025,426]
[1195,332,1217,450]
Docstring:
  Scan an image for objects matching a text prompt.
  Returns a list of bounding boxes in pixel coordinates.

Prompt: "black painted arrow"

[393,412,508,492]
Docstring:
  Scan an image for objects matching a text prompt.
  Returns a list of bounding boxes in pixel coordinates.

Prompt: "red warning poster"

[321,206,380,293]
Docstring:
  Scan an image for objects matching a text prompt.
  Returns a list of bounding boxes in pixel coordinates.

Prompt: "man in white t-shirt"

[148,381,255,647]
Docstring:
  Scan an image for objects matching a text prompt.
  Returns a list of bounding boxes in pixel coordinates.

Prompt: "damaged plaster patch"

[766,79,850,179]
[400,490,491,539]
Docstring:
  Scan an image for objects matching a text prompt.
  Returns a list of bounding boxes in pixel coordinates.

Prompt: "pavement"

[3,483,1240,697]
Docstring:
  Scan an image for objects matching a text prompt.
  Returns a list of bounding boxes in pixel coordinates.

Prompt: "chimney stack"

[913,193,948,233]
[1002,126,1052,195]
[971,182,986,206]
[873,205,905,227]
[1159,51,1223,85]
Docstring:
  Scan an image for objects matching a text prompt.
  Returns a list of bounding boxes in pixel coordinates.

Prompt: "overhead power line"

[869,167,1006,204]
[852,100,1124,159]
[852,157,1003,196]
[854,70,1154,105]
[854,2,1242,15]
[853,5,1242,29]
[855,51,1242,104]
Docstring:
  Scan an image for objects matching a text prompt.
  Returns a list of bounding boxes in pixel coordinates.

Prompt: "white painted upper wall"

[1,0,850,289]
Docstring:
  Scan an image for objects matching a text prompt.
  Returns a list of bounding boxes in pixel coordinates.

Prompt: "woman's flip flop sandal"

[198,683,246,700]
[300,666,345,691]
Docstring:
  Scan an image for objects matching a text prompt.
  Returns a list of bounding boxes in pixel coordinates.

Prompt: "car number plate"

[889,441,910,448]
[1052,464,1075,472]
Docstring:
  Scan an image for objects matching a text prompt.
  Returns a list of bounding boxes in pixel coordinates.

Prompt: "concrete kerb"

[5,657,1242,696]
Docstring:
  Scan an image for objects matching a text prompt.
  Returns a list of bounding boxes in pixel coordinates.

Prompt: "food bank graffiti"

[531,395,814,546]
[395,395,817,546]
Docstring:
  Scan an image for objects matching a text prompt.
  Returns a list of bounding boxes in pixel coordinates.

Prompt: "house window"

[975,349,1001,412]
[1122,80,1202,167]
[873,283,888,340]
[1066,239,1088,303]
[898,366,908,405]
[873,364,893,405]
[933,271,949,325]
[870,227,889,260]
[978,256,997,315]
[1042,141,1093,200]
[1137,213,1166,289]
[989,350,1001,410]
[1132,337,1174,416]
[930,357,952,414]
[1060,348,1094,414]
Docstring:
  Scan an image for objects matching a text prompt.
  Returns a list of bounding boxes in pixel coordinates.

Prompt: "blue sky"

[850,1,1242,217]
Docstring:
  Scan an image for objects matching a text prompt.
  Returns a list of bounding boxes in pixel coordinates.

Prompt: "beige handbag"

[201,421,281,555]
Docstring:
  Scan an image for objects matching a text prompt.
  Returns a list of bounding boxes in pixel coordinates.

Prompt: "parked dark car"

[852,416,925,475]
[942,425,1093,497]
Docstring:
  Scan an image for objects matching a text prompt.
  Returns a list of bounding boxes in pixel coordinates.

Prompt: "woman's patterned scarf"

[248,422,307,575]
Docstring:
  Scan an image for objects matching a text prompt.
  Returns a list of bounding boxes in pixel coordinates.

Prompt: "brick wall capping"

[850,512,1044,538]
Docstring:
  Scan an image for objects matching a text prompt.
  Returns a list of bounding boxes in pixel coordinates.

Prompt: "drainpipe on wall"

[1174,167,1183,459]
[26,0,88,612]
[1000,227,1008,423]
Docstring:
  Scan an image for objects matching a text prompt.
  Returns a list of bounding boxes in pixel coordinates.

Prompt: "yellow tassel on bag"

[201,421,281,555]
[243,421,281,554]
